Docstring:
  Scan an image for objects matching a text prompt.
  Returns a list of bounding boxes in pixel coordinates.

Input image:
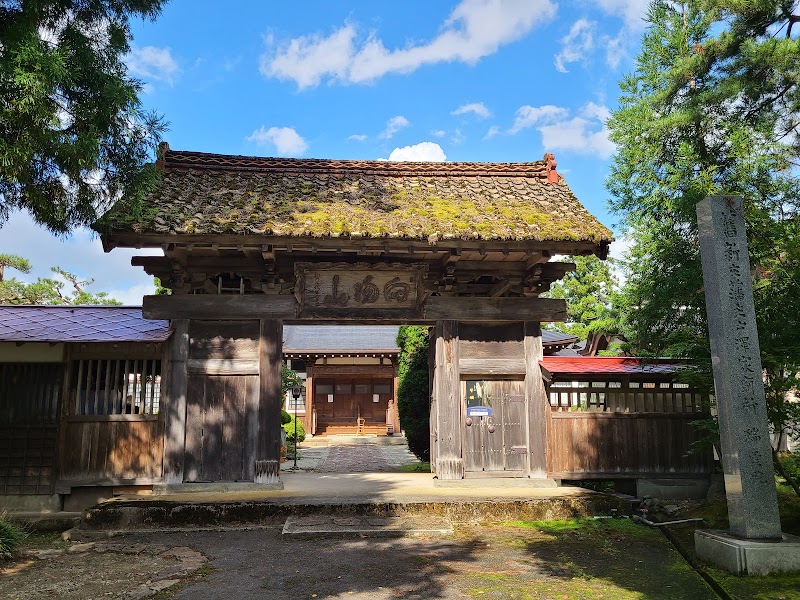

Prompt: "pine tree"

[608,1,800,452]
[0,0,168,233]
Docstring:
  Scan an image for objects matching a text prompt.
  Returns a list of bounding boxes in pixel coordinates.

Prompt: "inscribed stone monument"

[696,195,781,540]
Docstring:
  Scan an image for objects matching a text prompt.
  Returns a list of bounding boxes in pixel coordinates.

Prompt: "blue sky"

[0,0,648,302]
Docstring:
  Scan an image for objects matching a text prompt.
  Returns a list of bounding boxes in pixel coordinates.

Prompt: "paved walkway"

[281,435,421,473]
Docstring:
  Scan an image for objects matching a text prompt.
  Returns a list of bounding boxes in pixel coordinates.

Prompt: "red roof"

[0,306,171,343]
[540,356,684,377]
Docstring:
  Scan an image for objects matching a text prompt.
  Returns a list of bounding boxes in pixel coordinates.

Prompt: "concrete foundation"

[695,529,800,575]
[637,478,711,500]
[152,482,284,495]
[434,478,559,488]
[0,494,62,513]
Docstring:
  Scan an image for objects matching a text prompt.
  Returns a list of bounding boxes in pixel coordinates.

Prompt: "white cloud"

[0,211,161,306]
[379,115,410,139]
[430,129,446,138]
[261,0,558,89]
[126,46,179,85]
[451,128,466,145]
[509,102,615,159]
[591,0,649,30]
[509,105,569,134]
[483,125,501,140]
[554,19,595,73]
[603,30,626,69]
[388,142,446,162]
[348,134,368,142]
[452,102,492,119]
[246,126,308,156]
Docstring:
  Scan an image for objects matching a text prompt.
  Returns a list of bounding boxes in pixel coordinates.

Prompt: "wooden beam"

[162,319,188,485]
[255,319,283,484]
[143,294,296,320]
[524,322,548,479]
[187,358,259,375]
[459,358,526,376]
[423,297,566,322]
[142,294,567,323]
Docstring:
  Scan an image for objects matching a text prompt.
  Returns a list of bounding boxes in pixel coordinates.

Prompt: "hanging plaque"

[295,262,427,318]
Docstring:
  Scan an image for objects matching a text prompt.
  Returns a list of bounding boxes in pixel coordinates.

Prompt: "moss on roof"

[97,151,612,244]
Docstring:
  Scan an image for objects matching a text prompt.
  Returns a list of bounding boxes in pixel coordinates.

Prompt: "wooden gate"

[0,363,62,495]
[183,320,261,483]
[463,380,528,475]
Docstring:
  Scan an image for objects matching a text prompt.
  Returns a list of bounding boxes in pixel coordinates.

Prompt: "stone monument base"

[695,529,800,575]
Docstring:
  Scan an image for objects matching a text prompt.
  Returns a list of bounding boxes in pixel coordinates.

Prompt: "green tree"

[0,0,168,233]
[0,254,120,304]
[397,326,431,462]
[544,255,618,340]
[607,1,800,480]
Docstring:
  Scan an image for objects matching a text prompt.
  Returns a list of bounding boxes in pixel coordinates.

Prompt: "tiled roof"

[97,147,612,245]
[541,330,579,346]
[540,357,686,377]
[0,306,172,343]
[284,325,400,353]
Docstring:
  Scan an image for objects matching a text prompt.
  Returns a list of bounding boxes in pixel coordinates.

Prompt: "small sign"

[372,393,380,403]
[327,394,334,403]
[466,406,493,417]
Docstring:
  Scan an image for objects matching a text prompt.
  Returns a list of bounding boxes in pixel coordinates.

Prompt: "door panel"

[463,380,527,474]
[184,374,256,482]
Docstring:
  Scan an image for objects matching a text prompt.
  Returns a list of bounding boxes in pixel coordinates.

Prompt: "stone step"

[76,494,631,533]
[282,515,453,537]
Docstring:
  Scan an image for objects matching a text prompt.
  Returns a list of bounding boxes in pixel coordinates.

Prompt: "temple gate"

[97,145,612,487]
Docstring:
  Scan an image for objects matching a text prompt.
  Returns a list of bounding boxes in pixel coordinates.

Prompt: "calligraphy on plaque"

[294,263,427,317]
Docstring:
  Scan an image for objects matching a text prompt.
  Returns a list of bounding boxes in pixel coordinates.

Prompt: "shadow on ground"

[121,518,718,600]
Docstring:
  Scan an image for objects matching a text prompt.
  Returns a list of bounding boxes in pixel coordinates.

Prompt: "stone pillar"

[433,320,463,479]
[162,319,188,484]
[697,196,781,540]
[524,322,548,479]
[256,319,283,484]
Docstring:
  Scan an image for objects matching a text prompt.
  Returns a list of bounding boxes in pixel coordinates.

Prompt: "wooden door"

[184,374,258,482]
[463,380,527,475]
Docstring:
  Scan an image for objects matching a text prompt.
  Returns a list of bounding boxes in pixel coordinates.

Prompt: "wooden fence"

[547,412,712,479]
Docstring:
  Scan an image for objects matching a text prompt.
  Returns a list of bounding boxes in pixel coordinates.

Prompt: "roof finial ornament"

[156,141,170,170]
[544,152,559,184]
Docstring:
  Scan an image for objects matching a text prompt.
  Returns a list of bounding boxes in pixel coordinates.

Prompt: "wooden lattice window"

[69,358,162,416]
[548,379,705,413]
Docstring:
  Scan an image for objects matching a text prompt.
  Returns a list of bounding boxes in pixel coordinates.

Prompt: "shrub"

[0,516,26,560]
[397,326,431,461]
[283,413,305,443]
[778,450,800,482]
[280,409,292,425]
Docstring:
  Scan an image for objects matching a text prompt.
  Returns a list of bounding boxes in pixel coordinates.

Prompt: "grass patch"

[500,517,652,539]
[0,516,27,560]
[396,462,430,473]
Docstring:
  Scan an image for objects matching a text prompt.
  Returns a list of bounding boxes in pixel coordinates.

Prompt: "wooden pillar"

[392,361,401,434]
[434,320,463,479]
[428,330,437,474]
[162,319,189,484]
[303,365,313,433]
[524,321,548,478]
[256,319,283,483]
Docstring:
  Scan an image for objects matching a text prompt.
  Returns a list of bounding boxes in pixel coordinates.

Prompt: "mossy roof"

[97,148,612,245]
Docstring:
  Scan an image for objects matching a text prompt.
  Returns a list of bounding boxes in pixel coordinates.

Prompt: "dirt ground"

[2,519,720,600]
